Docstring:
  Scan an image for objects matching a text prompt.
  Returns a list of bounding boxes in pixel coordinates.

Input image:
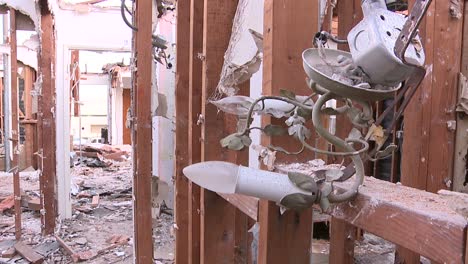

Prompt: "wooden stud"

[453,0,468,193]
[257,1,317,263]
[69,50,80,117]
[133,0,154,262]
[329,217,356,264]
[23,66,35,169]
[394,247,420,264]
[39,0,57,236]
[199,1,248,263]
[174,0,190,263]
[188,0,204,263]
[465,231,468,264]
[9,7,21,241]
[403,0,464,192]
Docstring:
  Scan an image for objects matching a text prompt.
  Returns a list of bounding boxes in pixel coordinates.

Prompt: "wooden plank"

[23,66,35,169]
[14,242,44,264]
[174,0,190,263]
[133,0,154,262]
[394,247,420,264]
[39,0,57,235]
[187,0,204,263]
[332,176,468,264]
[9,7,21,240]
[200,1,243,263]
[403,0,464,192]
[258,1,317,263]
[465,231,468,264]
[329,217,356,264]
[425,0,463,193]
[453,3,468,193]
[218,193,258,222]
[69,50,80,117]
[334,0,363,166]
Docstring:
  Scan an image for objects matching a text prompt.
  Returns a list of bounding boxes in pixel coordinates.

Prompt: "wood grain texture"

[188,0,204,263]
[257,1,317,263]
[23,67,35,169]
[402,0,464,192]
[332,177,467,264]
[334,0,363,166]
[200,1,244,263]
[453,3,468,193]
[9,8,21,240]
[39,0,57,236]
[174,0,190,263]
[218,193,258,222]
[394,246,420,264]
[329,217,356,264]
[133,0,154,262]
[14,242,43,264]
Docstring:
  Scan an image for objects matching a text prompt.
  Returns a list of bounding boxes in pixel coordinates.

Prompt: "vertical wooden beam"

[425,0,463,193]
[69,50,80,117]
[188,0,204,262]
[133,0,154,262]
[200,1,242,263]
[39,0,57,236]
[454,0,468,193]
[403,0,464,192]
[258,1,317,263]
[9,8,21,240]
[329,217,356,264]
[394,247,421,264]
[23,67,34,169]
[175,0,190,263]
[334,0,363,165]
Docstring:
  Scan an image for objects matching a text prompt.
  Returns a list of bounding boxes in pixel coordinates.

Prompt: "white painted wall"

[153,12,176,208]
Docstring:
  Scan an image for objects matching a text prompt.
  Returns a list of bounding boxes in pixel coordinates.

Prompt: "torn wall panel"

[215,0,264,97]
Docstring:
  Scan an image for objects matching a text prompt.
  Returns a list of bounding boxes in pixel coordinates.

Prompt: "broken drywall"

[0,0,40,31]
[215,0,264,97]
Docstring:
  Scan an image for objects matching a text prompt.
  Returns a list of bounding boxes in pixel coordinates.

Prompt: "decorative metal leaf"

[287,172,317,193]
[263,124,287,136]
[240,135,252,147]
[279,89,296,100]
[374,144,397,160]
[325,169,344,182]
[347,128,363,140]
[279,193,317,211]
[347,107,369,128]
[220,134,251,151]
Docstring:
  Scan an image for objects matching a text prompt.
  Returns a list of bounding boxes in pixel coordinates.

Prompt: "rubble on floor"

[0,160,175,264]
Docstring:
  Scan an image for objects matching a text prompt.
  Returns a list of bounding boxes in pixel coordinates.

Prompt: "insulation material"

[212,0,264,99]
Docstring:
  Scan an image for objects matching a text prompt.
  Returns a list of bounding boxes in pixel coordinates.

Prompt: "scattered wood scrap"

[1,247,16,258]
[55,235,79,263]
[0,195,14,213]
[14,242,44,264]
[91,195,99,207]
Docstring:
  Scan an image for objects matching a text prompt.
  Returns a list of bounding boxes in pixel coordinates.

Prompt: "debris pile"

[0,160,175,264]
[72,143,132,168]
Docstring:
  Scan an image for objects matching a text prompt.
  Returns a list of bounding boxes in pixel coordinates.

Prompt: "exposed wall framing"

[39,0,57,235]
[9,7,22,240]
[132,0,154,262]
[174,0,468,263]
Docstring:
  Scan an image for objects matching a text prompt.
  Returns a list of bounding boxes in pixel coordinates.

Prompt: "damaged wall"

[49,1,132,218]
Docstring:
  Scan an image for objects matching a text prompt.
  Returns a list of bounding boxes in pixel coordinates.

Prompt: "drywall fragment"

[456,73,468,115]
[449,0,462,19]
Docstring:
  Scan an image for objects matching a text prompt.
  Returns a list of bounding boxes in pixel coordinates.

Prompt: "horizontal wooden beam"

[332,177,467,264]
[218,193,258,222]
